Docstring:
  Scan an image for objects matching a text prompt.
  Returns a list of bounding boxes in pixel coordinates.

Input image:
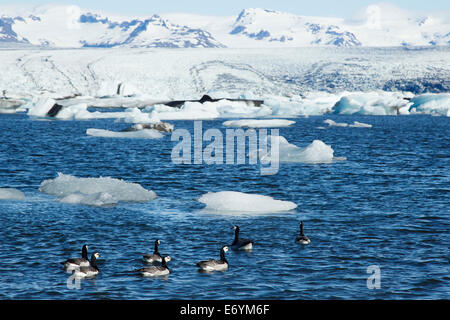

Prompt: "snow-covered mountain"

[165,6,450,48]
[228,8,361,47]
[0,5,224,48]
[0,4,449,48]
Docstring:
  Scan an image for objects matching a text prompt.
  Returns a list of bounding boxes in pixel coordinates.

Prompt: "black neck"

[90,254,98,269]
[232,228,239,245]
[220,249,228,263]
[161,258,168,269]
[154,241,159,254]
[300,223,304,236]
[82,246,88,259]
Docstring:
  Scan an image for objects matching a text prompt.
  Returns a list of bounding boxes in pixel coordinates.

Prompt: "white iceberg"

[324,119,348,127]
[55,104,161,123]
[223,119,295,128]
[349,121,372,128]
[0,188,26,200]
[331,91,412,115]
[27,97,56,117]
[198,191,297,213]
[409,93,450,116]
[143,100,273,120]
[256,136,343,164]
[86,128,163,139]
[39,173,157,203]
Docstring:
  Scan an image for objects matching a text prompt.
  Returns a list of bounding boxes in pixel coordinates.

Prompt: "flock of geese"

[61,222,310,278]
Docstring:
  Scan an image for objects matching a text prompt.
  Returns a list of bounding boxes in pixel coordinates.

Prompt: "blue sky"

[0,0,449,17]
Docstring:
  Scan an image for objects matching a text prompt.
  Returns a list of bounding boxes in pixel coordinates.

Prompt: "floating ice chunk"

[54,103,91,119]
[121,107,161,123]
[49,103,161,123]
[125,122,174,132]
[59,192,118,207]
[144,100,272,120]
[349,121,372,128]
[409,93,450,116]
[324,119,348,127]
[0,108,17,114]
[39,173,157,203]
[263,93,339,116]
[223,119,295,128]
[256,136,340,164]
[27,97,56,117]
[198,191,297,213]
[86,128,164,139]
[331,92,411,115]
[296,140,335,163]
[0,188,25,200]
[0,99,25,113]
[331,96,362,115]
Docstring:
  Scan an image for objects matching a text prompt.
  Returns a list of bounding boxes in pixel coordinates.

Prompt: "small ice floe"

[198,191,297,213]
[222,119,295,128]
[324,119,348,127]
[39,173,157,205]
[349,121,372,128]
[0,188,25,200]
[121,122,174,133]
[86,128,164,139]
[254,136,345,164]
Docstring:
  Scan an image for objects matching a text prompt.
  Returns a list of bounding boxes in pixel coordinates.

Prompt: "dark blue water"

[0,113,448,299]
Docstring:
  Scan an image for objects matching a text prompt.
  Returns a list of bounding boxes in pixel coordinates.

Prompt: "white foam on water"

[39,173,157,203]
[86,128,164,139]
[198,191,297,213]
[0,188,26,200]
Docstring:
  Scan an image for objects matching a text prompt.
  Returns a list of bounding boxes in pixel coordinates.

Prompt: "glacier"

[1,46,449,118]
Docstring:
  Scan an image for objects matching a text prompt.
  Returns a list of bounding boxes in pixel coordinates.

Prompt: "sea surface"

[0,113,448,299]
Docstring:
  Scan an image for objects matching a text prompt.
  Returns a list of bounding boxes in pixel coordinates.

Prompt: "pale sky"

[0,0,449,17]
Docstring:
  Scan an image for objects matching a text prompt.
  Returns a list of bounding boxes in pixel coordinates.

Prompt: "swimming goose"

[231,225,253,250]
[296,221,311,244]
[61,245,90,271]
[196,246,229,272]
[136,256,171,277]
[72,252,100,278]
[142,239,162,264]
